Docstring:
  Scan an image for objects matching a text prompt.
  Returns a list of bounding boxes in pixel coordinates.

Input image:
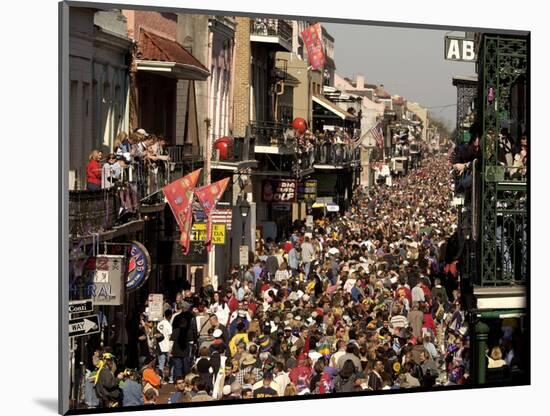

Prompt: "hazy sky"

[323,23,476,129]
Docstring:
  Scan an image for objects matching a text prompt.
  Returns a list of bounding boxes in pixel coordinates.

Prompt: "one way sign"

[69,314,100,337]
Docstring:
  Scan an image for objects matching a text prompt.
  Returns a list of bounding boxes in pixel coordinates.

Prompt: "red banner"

[195,177,231,251]
[162,168,202,254]
[300,23,326,71]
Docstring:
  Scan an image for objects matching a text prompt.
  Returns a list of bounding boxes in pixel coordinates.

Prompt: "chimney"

[356,74,364,90]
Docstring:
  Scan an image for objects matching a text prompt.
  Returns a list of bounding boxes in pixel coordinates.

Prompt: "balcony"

[250,18,292,51]
[68,186,144,244]
[456,159,527,289]
[68,159,177,241]
[210,16,236,37]
[313,143,361,169]
[166,144,203,164]
[211,137,259,172]
[250,121,295,154]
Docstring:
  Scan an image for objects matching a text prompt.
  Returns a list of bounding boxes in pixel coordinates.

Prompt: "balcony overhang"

[70,219,144,245]
[250,34,292,52]
[313,94,357,121]
[211,160,259,172]
[136,60,210,81]
[254,145,295,155]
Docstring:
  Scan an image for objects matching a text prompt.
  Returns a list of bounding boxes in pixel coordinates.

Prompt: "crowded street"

[80,154,474,406]
[64,6,528,412]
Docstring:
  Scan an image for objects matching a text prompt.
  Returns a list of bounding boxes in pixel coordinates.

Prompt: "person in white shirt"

[101,153,124,189]
[411,281,425,304]
[300,236,316,278]
[156,310,173,384]
[274,263,291,282]
[208,292,230,326]
[273,362,291,396]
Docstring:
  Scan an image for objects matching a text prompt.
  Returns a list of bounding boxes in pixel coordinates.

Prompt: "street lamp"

[238,196,250,280]
[239,196,250,245]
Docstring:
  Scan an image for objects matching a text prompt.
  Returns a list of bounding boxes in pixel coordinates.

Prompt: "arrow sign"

[68,299,93,315]
[69,314,100,338]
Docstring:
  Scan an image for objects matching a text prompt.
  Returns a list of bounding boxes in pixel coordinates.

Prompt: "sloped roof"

[137,29,208,73]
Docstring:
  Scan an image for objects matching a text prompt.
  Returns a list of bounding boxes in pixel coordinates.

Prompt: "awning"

[136,30,210,81]
[313,94,357,121]
[311,201,340,212]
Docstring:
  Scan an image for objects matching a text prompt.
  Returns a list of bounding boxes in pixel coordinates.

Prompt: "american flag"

[370,123,385,148]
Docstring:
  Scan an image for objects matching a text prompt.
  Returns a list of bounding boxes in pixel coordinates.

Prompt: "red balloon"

[213,136,234,160]
[292,118,308,135]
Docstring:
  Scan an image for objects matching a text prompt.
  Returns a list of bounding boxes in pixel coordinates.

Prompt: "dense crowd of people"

[83,154,477,408]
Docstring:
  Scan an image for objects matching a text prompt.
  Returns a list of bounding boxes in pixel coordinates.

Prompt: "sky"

[323,23,476,129]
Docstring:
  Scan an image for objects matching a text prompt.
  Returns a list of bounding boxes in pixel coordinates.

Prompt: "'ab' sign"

[445,37,476,62]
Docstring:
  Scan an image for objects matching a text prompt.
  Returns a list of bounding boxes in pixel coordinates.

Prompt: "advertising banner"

[262,179,297,203]
[300,23,326,70]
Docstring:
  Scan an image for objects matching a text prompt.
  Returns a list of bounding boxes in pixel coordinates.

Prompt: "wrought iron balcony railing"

[314,143,360,166]
[69,188,118,237]
[250,18,292,46]
[457,159,527,287]
[212,137,256,163]
[249,121,290,148]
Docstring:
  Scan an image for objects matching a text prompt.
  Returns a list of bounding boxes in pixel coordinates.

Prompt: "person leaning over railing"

[102,153,126,189]
[449,123,482,193]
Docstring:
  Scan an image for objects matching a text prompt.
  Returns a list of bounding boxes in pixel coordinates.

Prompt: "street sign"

[68,299,93,315]
[69,314,100,338]
[147,294,164,322]
[240,246,249,266]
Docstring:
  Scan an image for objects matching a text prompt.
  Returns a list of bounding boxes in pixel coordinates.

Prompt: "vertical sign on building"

[92,255,125,306]
[301,23,326,70]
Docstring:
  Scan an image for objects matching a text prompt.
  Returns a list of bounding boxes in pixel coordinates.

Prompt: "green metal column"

[475,320,490,384]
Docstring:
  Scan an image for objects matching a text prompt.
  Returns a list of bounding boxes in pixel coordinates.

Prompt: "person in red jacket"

[87,149,103,190]
[422,304,437,337]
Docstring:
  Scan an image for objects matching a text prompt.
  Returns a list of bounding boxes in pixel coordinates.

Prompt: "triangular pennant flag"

[162,168,202,254]
[194,177,231,250]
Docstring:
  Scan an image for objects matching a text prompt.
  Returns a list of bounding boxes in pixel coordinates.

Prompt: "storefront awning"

[313,94,357,121]
[136,30,210,81]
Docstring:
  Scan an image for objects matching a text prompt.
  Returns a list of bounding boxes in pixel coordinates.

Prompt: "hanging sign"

[92,255,124,306]
[126,241,151,293]
[262,179,297,202]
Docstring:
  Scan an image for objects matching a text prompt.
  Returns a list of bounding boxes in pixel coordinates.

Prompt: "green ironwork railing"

[479,35,528,286]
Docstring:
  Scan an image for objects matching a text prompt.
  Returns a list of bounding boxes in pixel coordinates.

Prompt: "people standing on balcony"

[114,131,132,164]
[449,123,482,193]
[86,149,103,191]
[101,153,124,189]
